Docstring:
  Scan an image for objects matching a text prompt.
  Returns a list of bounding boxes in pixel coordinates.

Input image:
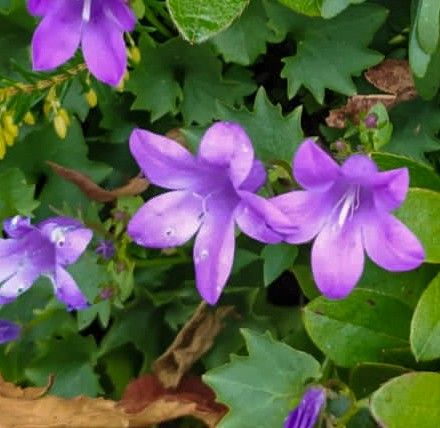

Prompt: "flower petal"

[81,10,127,85]
[271,191,332,244]
[31,0,82,71]
[240,160,266,192]
[362,212,425,271]
[194,213,236,305]
[3,216,33,239]
[0,265,41,302]
[130,128,206,190]
[293,139,339,191]
[198,122,254,189]
[235,192,293,244]
[105,0,136,31]
[311,220,364,299]
[50,267,88,310]
[341,154,378,185]
[0,320,21,344]
[284,387,326,428]
[371,168,409,211]
[128,190,203,248]
[27,0,54,16]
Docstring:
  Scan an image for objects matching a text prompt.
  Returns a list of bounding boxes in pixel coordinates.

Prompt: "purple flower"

[0,320,21,344]
[0,216,93,310]
[95,239,115,259]
[284,387,326,428]
[127,122,293,304]
[28,0,136,86]
[272,139,425,299]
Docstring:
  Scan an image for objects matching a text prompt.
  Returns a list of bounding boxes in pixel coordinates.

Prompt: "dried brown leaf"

[153,302,236,388]
[47,161,149,202]
[120,375,226,428]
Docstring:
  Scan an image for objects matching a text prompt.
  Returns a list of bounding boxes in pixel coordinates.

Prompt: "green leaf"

[410,273,440,361]
[128,37,255,124]
[261,243,298,286]
[216,87,303,162]
[266,3,386,103]
[409,0,431,78]
[303,289,412,367]
[320,0,366,18]
[416,0,440,54]
[387,99,440,162]
[167,0,250,43]
[276,0,320,16]
[25,335,101,397]
[204,329,321,428]
[211,0,277,65]
[372,152,440,192]
[395,188,440,264]
[0,168,39,221]
[371,372,440,428]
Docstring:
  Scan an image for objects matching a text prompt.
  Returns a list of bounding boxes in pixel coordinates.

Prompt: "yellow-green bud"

[23,111,36,125]
[85,89,98,108]
[53,114,68,139]
[128,46,141,64]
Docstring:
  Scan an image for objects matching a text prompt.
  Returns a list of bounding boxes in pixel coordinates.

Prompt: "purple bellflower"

[127,122,294,305]
[0,216,92,310]
[284,387,326,428]
[272,139,425,299]
[28,0,136,86]
[0,320,21,344]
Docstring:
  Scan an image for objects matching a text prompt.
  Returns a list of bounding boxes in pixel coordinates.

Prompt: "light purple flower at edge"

[0,215,93,310]
[0,320,21,344]
[272,139,425,299]
[127,122,295,305]
[284,387,326,428]
[27,0,136,86]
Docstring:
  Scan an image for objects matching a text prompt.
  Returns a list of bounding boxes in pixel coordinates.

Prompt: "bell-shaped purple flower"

[127,122,293,305]
[284,387,326,428]
[0,216,93,310]
[272,139,425,299]
[0,320,21,344]
[28,0,136,86]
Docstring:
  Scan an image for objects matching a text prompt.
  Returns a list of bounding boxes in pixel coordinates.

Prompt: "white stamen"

[335,185,361,227]
[82,0,92,22]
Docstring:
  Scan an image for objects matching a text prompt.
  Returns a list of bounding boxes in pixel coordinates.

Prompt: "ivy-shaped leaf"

[266,2,386,103]
[204,329,321,428]
[215,87,303,163]
[127,37,256,124]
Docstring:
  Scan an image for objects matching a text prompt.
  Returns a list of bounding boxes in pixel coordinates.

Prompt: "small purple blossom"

[28,0,136,85]
[364,113,378,129]
[284,387,326,428]
[96,239,115,259]
[272,139,425,299]
[0,216,93,310]
[0,320,21,344]
[127,122,293,304]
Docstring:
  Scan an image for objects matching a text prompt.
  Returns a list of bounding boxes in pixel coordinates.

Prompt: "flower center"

[50,227,66,247]
[334,185,361,227]
[82,0,92,22]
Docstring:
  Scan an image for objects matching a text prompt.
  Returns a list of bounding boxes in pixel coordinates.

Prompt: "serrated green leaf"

[261,243,298,286]
[266,3,386,103]
[395,188,440,264]
[410,273,440,361]
[371,372,440,428]
[204,329,321,428]
[0,168,38,221]
[167,0,250,43]
[303,289,412,367]
[216,87,303,162]
[127,37,255,124]
[211,0,277,65]
[387,99,440,162]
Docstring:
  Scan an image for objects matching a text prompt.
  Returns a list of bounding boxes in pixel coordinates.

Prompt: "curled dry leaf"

[120,375,227,428]
[47,161,149,202]
[326,59,417,128]
[153,302,236,388]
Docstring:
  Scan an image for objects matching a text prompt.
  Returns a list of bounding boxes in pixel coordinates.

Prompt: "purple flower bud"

[364,113,378,129]
[334,140,347,152]
[0,320,21,344]
[284,387,326,428]
[95,239,115,260]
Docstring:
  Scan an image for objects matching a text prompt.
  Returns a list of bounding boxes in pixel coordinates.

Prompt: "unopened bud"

[85,89,98,108]
[128,46,141,64]
[23,111,36,125]
[2,114,18,138]
[364,113,378,129]
[3,129,16,147]
[53,114,68,139]
[0,134,6,159]
[58,108,70,126]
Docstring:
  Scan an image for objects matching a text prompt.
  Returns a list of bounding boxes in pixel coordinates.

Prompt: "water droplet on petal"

[200,249,209,260]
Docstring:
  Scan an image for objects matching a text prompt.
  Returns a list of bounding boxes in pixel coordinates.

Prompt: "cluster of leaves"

[0,0,440,427]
